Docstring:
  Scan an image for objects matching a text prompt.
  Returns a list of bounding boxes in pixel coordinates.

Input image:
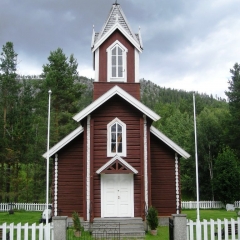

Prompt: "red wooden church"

[43,2,190,224]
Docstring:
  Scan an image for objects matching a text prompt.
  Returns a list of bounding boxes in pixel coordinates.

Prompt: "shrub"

[147,206,159,230]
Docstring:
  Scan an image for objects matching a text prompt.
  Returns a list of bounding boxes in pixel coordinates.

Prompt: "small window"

[111,123,122,153]
[107,118,126,157]
[111,46,123,78]
[106,41,128,82]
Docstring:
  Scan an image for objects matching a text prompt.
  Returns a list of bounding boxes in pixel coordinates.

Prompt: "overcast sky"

[1,0,239,99]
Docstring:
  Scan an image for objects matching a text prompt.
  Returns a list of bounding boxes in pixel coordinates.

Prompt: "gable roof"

[91,3,143,52]
[73,85,160,122]
[42,126,84,159]
[96,155,138,174]
[150,126,190,159]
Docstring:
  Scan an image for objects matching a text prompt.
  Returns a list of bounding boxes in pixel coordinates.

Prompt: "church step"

[91,217,145,239]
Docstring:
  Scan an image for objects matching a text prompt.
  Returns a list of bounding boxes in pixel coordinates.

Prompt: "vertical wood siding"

[150,133,177,216]
[99,30,135,83]
[91,95,143,217]
[56,134,84,217]
[93,82,140,100]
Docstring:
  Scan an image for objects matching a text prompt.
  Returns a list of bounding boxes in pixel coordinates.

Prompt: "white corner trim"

[150,126,190,159]
[134,49,139,83]
[42,126,84,158]
[92,22,142,53]
[175,153,180,214]
[86,115,91,221]
[143,115,148,208]
[94,48,99,82]
[96,155,138,174]
[54,154,58,217]
[73,85,160,122]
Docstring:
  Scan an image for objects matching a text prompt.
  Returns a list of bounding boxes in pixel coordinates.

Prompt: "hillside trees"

[196,107,229,200]
[213,147,240,204]
[0,43,42,202]
[0,42,20,201]
[140,79,231,200]
[0,44,88,202]
[225,63,240,157]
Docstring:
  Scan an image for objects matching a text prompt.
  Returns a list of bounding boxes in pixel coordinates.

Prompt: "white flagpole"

[193,92,200,221]
[46,90,52,226]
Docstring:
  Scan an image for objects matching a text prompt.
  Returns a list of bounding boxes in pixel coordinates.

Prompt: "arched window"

[112,45,123,78]
[107,118,126,157]
[107,40,128,82]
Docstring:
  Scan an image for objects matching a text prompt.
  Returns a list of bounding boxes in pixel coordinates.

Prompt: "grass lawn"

[145,226,168,240]
[0,210,42,225]
[182,208,239,221]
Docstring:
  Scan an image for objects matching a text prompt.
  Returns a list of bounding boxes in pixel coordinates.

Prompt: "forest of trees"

[0,42,240,204]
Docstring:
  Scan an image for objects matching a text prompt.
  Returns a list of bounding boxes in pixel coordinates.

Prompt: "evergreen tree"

[213,147,240,204]
[40,48,85,143]
[225,63,240,157]
[0,42,20,201]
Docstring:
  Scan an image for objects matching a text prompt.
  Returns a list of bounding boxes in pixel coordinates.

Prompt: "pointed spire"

[92,3,143,52]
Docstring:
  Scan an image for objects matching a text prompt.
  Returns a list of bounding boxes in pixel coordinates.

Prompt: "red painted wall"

[54,134,84,217]
[98,29,135,83]
[150,133,178,216]
[93,82,140,100]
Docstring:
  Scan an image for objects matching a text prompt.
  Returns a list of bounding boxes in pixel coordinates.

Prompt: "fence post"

[53,216,68,240]
[172,214,187,240]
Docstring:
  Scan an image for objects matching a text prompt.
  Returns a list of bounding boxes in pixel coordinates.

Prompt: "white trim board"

[42,126,84,158]
[73,85,160,122]
[150,126,190,159]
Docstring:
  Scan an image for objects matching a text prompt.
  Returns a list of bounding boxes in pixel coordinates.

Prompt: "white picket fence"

[182,201,240,209]
[0,222,53,240]
[0,203,49,212]
[1,201,240,212]
[187,218,240,240]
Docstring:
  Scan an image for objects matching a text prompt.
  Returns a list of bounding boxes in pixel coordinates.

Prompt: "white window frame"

[107,118,126,157]
[106,40,128,82]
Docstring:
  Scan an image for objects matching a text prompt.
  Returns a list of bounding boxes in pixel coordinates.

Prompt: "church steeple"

[91,3,143,52]
[91,3,143,100]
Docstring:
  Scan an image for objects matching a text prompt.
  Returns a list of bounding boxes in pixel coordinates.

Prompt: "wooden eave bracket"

[96,155,138,174]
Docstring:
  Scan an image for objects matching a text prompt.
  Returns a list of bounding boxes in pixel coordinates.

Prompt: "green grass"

[0,211,47,239]
[145,226,168,240]
[0,210,41,225]
[182,209,238,221]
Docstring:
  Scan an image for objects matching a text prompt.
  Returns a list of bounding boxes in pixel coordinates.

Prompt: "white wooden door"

[101,174,134,217]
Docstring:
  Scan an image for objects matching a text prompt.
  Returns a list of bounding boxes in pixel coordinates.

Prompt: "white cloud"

[78,65,94,79]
